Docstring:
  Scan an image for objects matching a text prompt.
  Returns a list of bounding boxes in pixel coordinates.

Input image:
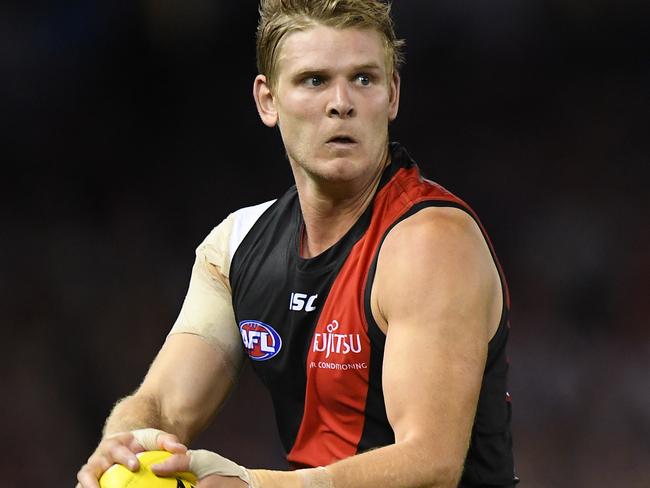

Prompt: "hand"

[151,449,250,486]
[75,429,187,488]
[152,450,321,488]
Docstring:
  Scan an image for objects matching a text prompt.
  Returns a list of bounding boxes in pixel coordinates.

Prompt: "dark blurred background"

[2,1,648,486]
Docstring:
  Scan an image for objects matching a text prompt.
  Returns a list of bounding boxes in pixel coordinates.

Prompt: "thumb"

[150,453,192,477]
[131,428,187,453]
[155,449,250,484]
[187,449,250,483]
[157,433,188,454]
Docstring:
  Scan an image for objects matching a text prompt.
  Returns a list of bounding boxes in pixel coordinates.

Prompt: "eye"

[355,74,371,86]
[304,75,323,87]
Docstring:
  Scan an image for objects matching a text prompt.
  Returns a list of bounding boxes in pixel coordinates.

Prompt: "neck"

[294,149,390,258]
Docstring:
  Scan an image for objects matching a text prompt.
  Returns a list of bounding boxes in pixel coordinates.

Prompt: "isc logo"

[289,292,318,312]
[239,320,282,361]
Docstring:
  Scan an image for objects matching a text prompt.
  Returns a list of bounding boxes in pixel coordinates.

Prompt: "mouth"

[326,135,357,146]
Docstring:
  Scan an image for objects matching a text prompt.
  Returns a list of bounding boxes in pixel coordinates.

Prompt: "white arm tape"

[168,202,275,378]
[184,449,333,488]
[168,215,243,376]
[131,428,167,450]
[188,449,251,484]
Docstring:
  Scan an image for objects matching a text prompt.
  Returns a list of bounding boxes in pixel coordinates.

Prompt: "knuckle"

[77,469,92,485]
[86,453,102,466]
[97,456,113,472]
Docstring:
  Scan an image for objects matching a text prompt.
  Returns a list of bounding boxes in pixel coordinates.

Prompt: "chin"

[313,156,366,181]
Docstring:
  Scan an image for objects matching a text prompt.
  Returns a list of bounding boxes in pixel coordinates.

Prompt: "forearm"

[327,439,462,488]
[103,393,166,438]
[250,439,463,488]
[102,333,240,444]
[103,393,202,444]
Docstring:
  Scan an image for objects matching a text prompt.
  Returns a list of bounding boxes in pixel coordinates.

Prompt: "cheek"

[360,90,391,116]
[277,103,318,149]
[278,105,320,139]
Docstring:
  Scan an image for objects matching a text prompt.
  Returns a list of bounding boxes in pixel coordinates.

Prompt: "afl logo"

[239,320,282,361]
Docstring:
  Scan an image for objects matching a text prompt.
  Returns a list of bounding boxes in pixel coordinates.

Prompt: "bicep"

[167,256,244,375]
[374,207,501,467]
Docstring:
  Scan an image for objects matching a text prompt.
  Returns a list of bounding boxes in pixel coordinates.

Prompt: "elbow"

[401,438,465,488]
[435,464,463,488]
[422,461,463,488]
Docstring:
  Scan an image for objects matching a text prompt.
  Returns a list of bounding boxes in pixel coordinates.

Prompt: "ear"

[388,71,401,122]
[253,74,278,127]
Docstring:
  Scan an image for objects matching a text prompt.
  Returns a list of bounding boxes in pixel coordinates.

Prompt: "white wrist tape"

[131,428,167,450]
[188,449,251,485]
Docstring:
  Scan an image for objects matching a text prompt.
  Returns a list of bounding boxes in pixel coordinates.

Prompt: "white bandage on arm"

[186,449,332,488]
[168,214,243,379]
[169,201,276,375]
[188,449,251,484]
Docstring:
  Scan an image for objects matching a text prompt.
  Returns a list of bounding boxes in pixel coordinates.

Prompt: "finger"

[99,435,140,460]
[150,453,191,476]
[76,464,103,488]
[108,444,141,471]
[157,433,188,454]
[127,436,146,454]
[97,438,140,471]
[104,431,136,448]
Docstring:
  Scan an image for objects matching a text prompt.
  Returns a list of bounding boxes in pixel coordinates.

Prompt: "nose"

[326,80,355,119]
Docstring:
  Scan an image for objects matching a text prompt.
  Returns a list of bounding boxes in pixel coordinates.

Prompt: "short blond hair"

[256,0,405,88]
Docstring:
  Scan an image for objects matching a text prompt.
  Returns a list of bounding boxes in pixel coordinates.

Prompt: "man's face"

[258,25,400,187]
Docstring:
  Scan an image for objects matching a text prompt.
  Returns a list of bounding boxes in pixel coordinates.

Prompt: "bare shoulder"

[377,206,492,281]
[386,206,484,251]
[372,206,501,337]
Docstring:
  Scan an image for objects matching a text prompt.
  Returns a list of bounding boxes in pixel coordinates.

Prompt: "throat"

[299,186,376,258]
[295,146,391,258]
[300,220,351,258]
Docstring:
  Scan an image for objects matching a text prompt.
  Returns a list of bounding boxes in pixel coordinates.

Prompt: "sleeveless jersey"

[228,143,517,486]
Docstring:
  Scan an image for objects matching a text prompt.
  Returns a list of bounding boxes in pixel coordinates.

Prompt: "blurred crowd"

[2,1,648,487]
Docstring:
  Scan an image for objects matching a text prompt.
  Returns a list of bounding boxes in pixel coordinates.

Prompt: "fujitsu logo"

[313,320,362,359]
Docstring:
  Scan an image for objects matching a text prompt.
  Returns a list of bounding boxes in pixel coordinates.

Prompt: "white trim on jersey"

[228,199,276,264]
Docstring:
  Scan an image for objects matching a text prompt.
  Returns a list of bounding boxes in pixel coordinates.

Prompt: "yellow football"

[99,450,197,488]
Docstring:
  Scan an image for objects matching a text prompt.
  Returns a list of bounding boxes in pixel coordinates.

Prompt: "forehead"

[277,25,387,75]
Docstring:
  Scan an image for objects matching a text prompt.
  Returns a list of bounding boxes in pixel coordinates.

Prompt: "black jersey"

[229,142,517,486]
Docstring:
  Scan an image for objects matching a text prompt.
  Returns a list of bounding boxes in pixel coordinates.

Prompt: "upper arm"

[136,216,246,442]
[372,207,502,474]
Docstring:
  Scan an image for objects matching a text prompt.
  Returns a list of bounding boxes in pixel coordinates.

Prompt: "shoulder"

[196,199,277,276]
[381,206,486,261]
[372,206,501,334]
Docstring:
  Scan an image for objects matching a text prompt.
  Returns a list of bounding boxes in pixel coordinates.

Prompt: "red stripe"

[288,166,500,466]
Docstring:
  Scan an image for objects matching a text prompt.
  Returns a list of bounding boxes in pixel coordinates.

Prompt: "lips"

[326,135,357,144]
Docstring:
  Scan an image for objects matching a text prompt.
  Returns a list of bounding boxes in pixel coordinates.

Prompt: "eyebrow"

[290,62,384,79]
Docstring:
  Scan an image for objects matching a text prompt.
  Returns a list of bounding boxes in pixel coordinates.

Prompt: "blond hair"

[256,0,405,88]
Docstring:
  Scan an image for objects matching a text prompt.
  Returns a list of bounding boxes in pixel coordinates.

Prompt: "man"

[77,1,517,487]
